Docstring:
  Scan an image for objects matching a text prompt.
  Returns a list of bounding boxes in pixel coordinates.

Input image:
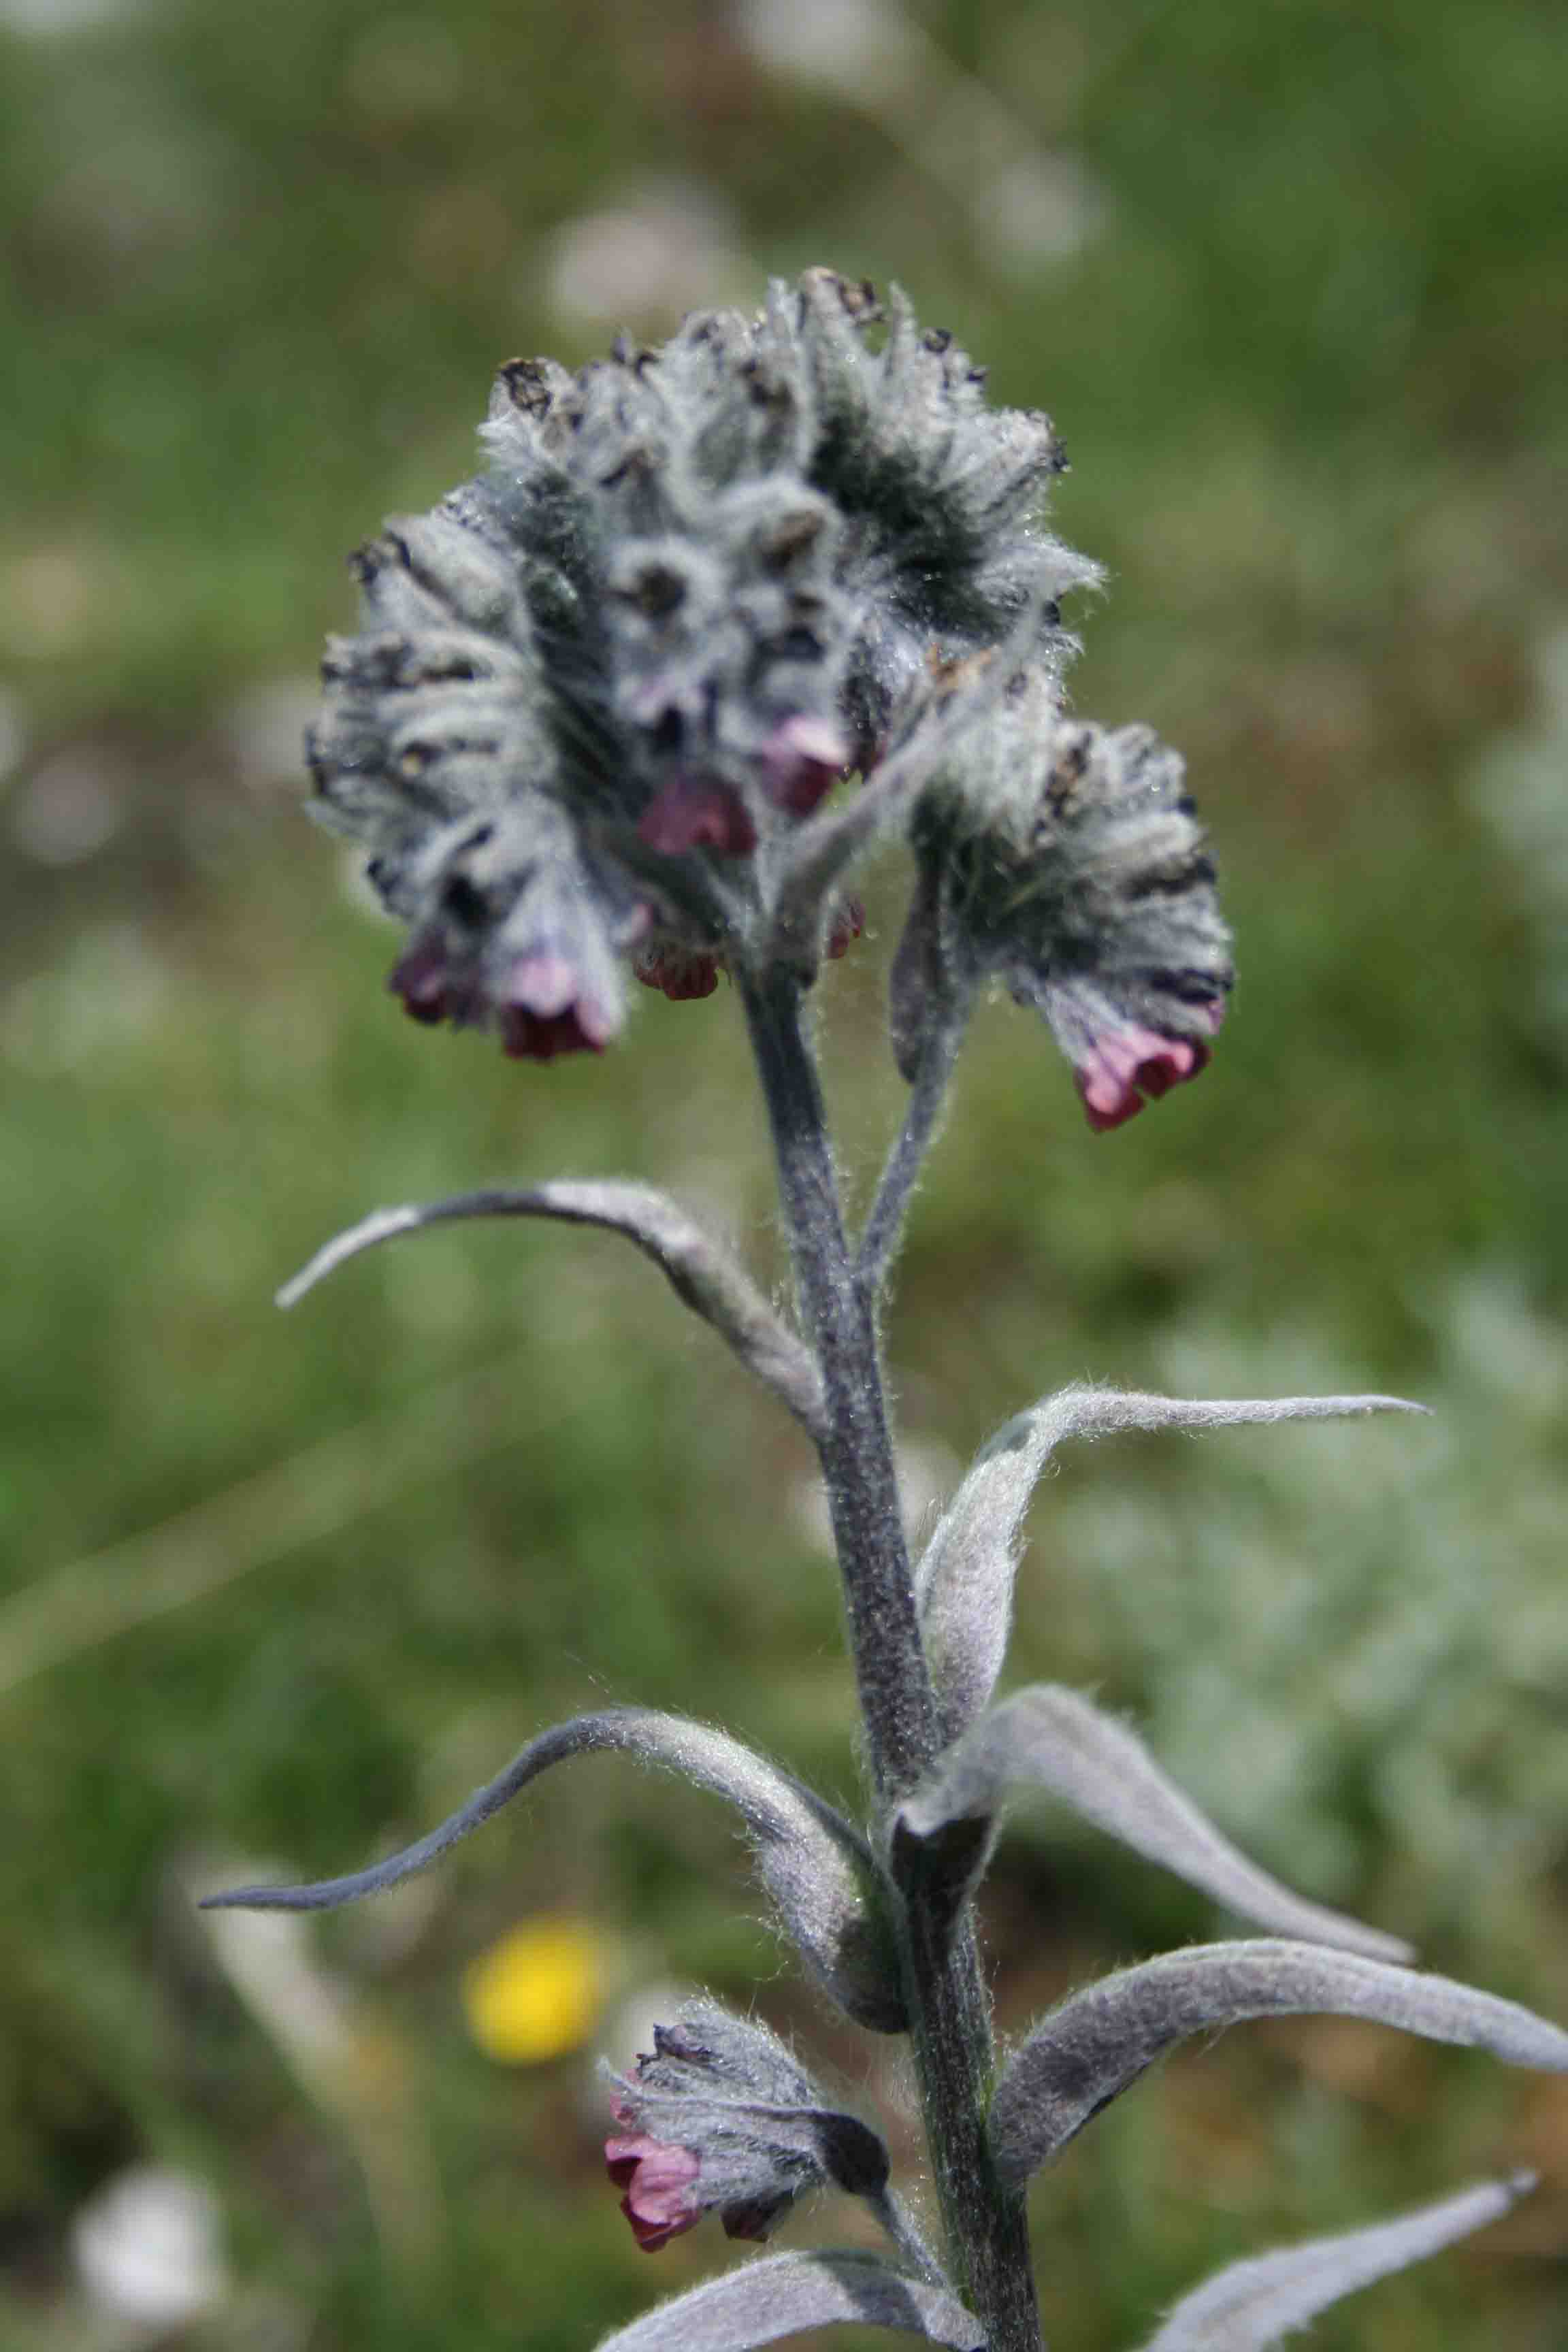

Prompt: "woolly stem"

[738,963,1041,2351]
[856,1007,968,1293]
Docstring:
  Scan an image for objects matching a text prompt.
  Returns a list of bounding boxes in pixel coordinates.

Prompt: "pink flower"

[604,2133,702,2254]
[1074,1007,1224,1133]
[389,930,617,1064]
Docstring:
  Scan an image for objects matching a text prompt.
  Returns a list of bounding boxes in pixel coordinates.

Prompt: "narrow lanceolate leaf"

[591,2251,984,2352]
[201,1709,905,2033]
[915,1385,1426,1742]
[990,1941,1568,2185]
[1134,2172,1536,2351]
[894,1684,1410,1963]
[276,1181,826,1439]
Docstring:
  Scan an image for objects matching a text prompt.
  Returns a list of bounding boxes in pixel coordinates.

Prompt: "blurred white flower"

[541,181,750,334]
[72,2166,226,2332]
[227,678,321,794]
[736,0,915,101]
[11,751,124,864]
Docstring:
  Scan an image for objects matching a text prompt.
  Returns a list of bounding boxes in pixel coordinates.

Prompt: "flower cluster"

[304,271,1232,1127]
[894,667,1234,1126]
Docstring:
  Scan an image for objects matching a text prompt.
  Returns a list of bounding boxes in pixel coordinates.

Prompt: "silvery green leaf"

[1134,2172,1535,2351]
[990,1940,1568,2185]
[591,2250,985,2352]
[893,1684,1410,1963]
[201,1709,904,2033]
[276,1179,826,1439]
[915,1385,1426,1742]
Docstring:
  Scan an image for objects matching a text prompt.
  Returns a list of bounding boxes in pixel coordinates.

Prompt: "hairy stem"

[857,1007,968,1293]
[739,964,938,1799]
[738,963,1041,2351]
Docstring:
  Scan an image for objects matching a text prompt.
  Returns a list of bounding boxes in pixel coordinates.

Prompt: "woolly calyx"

[306,272,1097,1055]
[604,1998,890,2253]
[896,685,1234,1125]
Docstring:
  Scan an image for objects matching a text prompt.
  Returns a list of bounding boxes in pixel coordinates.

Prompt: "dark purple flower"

[633,937,723,1001]
[637,773,758,858]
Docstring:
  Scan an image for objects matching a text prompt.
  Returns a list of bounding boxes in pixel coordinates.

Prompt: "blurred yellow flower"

[462,1918,602,2065]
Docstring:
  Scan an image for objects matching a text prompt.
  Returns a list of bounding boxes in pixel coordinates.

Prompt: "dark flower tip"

[638,775,757,858]
[389,935,613,1062]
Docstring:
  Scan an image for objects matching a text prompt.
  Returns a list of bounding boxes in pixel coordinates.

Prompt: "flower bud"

[603,1998,889,2254]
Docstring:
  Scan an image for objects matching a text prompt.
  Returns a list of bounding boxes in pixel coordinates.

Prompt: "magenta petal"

[389,934,450,1024]
[604,2136,702,2252]
[1076,1023,1209,1132]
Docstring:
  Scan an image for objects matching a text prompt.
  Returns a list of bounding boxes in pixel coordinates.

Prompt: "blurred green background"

[3,0,1567,2345]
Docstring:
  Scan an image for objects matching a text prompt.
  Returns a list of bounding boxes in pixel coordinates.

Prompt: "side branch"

[857,1008,969,1294]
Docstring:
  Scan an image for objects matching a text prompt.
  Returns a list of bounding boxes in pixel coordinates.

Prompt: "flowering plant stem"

[738,964,1043,2351]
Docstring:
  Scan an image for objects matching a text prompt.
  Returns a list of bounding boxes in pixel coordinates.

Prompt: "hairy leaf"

[1135,2172,1535,2351]
[894,1684,1410,1961]
[276,1181,826,1438]
[990,1940,1568,2183]
[915,1385,1426,1742]
[202,1709,904,2032]
[591,2250,984,2351]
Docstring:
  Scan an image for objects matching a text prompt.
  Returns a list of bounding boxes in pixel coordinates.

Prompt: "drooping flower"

[304,272,1096,1056]
[602,1997,889,2254]
[894,666,1233,1127]
[604,2128,705,2252]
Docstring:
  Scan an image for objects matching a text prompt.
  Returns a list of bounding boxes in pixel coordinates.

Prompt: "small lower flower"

[602,1999,889,2255]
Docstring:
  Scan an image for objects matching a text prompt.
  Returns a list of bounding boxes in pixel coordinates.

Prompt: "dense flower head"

[894,667,1234,1128]
[603,1997,888,2254]
[306,270,1094,1061]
